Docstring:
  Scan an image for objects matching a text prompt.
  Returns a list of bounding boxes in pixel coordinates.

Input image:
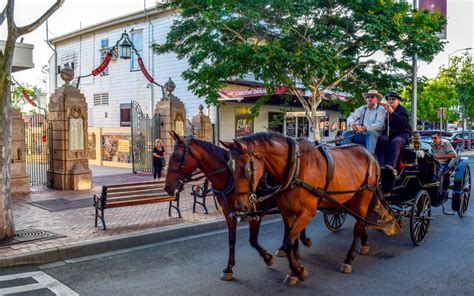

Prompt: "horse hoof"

[220,271,233,281]
[298,267,309,281]
[275,249,287,257]
[359,245,370,255]
[283,274,299,286]
[303,238,312,248]
[264,254,274,267]
[340,263,353,274]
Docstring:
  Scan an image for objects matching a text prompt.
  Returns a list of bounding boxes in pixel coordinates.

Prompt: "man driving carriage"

[375,92,412,175]
[342,89,386,154]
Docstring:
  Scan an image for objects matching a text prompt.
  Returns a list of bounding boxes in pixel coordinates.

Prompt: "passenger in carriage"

[342,89,386,154]
[430,131,457,173]
[375,92,412,175]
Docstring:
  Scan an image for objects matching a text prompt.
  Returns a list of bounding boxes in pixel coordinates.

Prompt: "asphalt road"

[1,161,473,296]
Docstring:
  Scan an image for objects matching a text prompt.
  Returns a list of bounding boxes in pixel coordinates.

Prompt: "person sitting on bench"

[342,89,386,154]
[430,131,456,173]
[375,92,412,175]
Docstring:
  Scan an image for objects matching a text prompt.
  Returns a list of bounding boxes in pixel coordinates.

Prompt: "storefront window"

[235,107,254,138]
[268,112,284,133]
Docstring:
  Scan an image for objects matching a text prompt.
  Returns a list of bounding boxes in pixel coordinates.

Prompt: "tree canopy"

[154,0,446,139]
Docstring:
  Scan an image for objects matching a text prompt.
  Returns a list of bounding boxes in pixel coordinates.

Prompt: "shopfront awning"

[218,84,348,102]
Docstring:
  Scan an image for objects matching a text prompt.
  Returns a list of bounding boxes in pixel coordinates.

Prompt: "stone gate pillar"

[11,108,30,195]
[155,78,186,154]
[47,66,92,190]
[192,105,212,142]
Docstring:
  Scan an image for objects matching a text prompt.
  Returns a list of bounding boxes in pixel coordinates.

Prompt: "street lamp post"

[448,47,472,67]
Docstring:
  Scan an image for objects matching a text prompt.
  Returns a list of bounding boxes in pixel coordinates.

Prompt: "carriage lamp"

[119,36,133,59]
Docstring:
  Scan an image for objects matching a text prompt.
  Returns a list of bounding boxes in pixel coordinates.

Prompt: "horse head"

[164,131,199,195]
[221,139,266,212]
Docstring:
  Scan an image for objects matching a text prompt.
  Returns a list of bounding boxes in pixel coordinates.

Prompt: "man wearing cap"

[342,89,386,154]
[375,92,412,174]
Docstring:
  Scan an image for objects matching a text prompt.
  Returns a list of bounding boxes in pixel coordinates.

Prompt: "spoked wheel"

[458,166,471,217]
[410,190,432,246]
[323,211,347,232]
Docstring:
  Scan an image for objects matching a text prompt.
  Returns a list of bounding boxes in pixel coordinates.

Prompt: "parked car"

[449,131,474,149]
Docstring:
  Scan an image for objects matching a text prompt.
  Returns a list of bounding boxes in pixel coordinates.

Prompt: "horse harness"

[234,137,390,225]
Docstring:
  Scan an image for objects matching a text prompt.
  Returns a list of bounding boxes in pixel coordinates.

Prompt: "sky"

[1,0,473,91]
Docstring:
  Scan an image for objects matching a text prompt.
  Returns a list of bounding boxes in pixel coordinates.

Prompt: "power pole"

[411,0,418,131]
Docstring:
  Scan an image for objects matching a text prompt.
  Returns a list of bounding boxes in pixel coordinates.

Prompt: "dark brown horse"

[164,131,311,281]
[223,132,399,285]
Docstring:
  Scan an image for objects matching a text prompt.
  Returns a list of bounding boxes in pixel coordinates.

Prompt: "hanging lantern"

[119,36,132,59]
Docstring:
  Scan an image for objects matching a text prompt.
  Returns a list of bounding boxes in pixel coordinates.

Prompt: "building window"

[93,93,109,106]
[99,39,109,75]
[130,30,143,71]
[120,103,131,127]
[235,107,253,138]
[268,112,284,133]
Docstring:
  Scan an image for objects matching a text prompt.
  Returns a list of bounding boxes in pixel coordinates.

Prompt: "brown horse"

[222,132,398,285]
[164,131,311,281]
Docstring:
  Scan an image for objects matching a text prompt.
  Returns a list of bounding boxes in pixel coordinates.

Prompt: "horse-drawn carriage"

[323,142,471,246]
[165,131,471,285]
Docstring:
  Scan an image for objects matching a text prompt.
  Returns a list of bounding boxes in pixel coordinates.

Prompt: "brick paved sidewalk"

[1,170,223,262]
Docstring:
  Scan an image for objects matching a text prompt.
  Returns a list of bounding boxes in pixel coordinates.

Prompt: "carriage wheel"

[323,211,347,232]
[410,190,431,246]
[458,166,471,217]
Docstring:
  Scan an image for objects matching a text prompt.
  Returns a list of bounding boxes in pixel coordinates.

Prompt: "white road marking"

[0,271,79,295]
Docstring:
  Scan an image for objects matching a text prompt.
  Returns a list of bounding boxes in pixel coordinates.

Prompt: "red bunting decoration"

[92,52,113,76]
[138,57,154,84]
[22,91,37,107]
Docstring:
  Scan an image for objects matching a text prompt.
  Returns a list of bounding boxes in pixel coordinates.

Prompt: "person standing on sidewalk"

[152,139,166,179]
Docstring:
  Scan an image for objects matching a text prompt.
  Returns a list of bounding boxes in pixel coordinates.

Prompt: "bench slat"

[104,180,164,189]
[106,193,170,202]
[107,187,165,196]
[105,196,176,208]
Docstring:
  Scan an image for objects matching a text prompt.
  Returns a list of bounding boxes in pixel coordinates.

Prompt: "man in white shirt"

[342,89,387,154]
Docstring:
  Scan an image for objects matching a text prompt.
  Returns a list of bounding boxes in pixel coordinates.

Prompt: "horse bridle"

[168,136,232,195]
[231,137,300,211]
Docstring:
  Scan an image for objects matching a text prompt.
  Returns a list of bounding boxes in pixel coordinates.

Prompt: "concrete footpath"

[0,165,226,267]
[2,150,473,268]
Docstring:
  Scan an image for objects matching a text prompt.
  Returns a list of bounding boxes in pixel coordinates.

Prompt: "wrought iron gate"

[24,111,52,187]
[131,101,161,173]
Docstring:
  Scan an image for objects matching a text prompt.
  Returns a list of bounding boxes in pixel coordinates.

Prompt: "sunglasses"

[366,95,377,99]
[389,97,399,101]
[431,136,439,140]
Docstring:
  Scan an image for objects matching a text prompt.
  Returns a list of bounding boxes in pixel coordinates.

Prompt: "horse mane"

[239,132,319,152]
[238,132,286,146]
[191,138,229,163]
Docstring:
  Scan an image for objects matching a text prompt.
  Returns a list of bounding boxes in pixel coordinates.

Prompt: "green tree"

[154,0,445,139]
[443,53,474,128]
[0,0,64,239]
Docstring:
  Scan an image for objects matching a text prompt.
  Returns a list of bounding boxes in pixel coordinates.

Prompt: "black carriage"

[324,143,471,246]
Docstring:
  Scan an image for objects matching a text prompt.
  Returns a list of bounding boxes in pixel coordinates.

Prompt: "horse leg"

[276,214,292,257]
[359,225,370,255]
[248,219,274,266]
[299,228,312,248]
[220,213,236,281]
[282,213,311,286]
[341,220,364,274]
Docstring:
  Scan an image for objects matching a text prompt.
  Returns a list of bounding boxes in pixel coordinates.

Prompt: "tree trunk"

[0,32,17,239]
[0,0,64,240]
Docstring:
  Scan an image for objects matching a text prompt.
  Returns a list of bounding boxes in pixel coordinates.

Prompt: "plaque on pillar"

[47,65,92,190]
